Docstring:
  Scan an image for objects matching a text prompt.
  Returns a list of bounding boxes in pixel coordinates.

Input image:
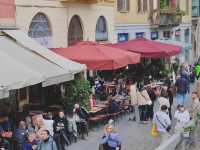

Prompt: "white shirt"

[153,111,171,133]
[174,110,190,125]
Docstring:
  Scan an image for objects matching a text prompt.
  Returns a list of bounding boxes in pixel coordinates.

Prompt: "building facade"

[10,0,115,48]
[192,0,200,61]
[115,0,192,63]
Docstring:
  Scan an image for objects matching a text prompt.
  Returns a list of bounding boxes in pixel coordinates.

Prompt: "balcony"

[59,0,114,4]
[159,13,182,26]
[150,9,183,27]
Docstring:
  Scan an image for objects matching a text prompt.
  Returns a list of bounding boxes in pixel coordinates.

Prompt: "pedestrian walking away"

[175,74,190,106]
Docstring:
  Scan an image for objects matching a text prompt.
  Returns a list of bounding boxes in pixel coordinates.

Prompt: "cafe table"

[89,106,104,114]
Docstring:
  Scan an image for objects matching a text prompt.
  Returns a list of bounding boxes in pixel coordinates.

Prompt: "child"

[174,105,190,133]
[23,133,38,150]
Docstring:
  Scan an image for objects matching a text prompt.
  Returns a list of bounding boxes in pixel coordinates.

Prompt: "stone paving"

[68,111,160,150]
[68,83,196,150]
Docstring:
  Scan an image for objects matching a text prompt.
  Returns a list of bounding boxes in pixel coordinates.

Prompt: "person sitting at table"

[95,77,103,93]
[73,104,89,139]
[53,110,71,149]
[116,77,123,95]
[25,116,35,133]
[89,94,97,110]
[23,132,38,150]
[0,116,12,150]
[107,97,120,114]
[14,121,28,149]
[0,116,12,132]
[0,129,11,150]
[32,115,46,140]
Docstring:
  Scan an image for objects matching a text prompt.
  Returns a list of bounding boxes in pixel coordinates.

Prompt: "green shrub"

[63,75,92,111]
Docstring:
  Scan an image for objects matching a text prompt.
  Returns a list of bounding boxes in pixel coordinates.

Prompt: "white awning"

[0,36,74,87]
[2,30,87,74]
[0,87,9,99]
[0,50,44,98]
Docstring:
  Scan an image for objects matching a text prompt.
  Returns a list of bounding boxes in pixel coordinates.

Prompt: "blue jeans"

[176,93,187,106]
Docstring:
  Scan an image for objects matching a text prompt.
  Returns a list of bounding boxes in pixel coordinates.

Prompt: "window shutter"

[117,0,122,11]
[186,0,189,14]
[149,0,153,11]
[126,0,130,11]
[143,0,148,12]
[138,0,142,13]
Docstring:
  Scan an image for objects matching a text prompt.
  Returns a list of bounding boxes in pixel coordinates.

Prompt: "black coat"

[53,116,69,133]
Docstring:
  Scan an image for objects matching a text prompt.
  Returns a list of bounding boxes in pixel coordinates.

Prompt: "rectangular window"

[136,32,146,38]
[175,29,181,41]
[151,31,159,40]
[185,0,189,15]
[138,0,149,13]
[19,88,27,101]
[117,0,130,12]
[118,33,129,42]
[143,0,148,12]
[163,31,171,39]
[184,29,189,43]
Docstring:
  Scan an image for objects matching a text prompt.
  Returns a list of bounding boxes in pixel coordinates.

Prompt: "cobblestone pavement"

[68,83,196,150]
[68,112,160,150]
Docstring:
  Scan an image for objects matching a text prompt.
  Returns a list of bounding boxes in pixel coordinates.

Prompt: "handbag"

[151,123,158,137]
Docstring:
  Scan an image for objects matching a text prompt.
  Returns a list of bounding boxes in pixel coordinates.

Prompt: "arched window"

[96,16,108,42]
[28,13,52,48]
[68,15,83,46]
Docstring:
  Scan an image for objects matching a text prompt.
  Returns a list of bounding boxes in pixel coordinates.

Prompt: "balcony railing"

[150,8,182,27]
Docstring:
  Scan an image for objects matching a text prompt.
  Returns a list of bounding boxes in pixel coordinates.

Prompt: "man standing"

[153,105,171,145]
[175,74,189,106]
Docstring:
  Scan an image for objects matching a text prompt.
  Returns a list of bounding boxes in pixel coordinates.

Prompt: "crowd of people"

[0,104,89,150]
[1,62,200,150]
[98,62,200,149]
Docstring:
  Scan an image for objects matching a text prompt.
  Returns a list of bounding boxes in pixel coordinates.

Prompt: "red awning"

[109,38,181,58]
[51,41,141,70]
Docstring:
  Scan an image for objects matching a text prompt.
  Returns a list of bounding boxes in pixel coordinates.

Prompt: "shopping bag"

[151,123,158,137]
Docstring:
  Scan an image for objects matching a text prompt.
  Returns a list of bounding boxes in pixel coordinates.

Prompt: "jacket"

[37,137,57,150]
[100,132,121,148]
[14,128,27,144]
[53,116,68,133]
[23,140,38,150]
[136,89,152,106]
[175,77,189,94]
[153,111,171,133]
